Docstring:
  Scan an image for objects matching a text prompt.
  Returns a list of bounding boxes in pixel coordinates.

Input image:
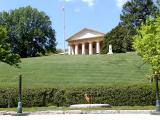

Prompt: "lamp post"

[17,74,22,113]
[154,73,160,112]
[153,0,160,113]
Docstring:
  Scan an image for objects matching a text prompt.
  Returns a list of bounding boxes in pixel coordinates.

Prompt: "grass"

[0,106,155,112]
[0,52,152,88]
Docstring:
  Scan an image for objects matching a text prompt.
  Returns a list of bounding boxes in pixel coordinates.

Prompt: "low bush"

[0,84,158,108]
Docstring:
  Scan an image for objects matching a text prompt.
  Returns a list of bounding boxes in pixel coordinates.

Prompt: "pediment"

[67,28,104,41]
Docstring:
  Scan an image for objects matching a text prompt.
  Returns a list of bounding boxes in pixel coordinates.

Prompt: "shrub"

[0,84,158,108]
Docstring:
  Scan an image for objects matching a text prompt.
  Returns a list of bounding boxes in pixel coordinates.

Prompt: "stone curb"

[0,110,155,115]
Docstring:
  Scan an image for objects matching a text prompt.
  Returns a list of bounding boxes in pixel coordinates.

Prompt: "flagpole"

[62,5,66,54]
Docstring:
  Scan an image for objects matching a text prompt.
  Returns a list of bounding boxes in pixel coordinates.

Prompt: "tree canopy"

[120,0,158,29]
[133,16,160,74]
[101,24,136,54]
[157,0,160,9]
[0,6,56,58]
[0,25,20,67]
[102,0,158,54]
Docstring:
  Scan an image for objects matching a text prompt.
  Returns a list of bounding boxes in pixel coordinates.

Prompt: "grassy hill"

[0,52,152,88]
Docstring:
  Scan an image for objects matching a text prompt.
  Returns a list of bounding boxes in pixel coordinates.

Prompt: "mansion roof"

[66,28,105,42]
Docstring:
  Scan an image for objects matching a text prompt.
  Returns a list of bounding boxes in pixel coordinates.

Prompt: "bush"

[0,84,158,108]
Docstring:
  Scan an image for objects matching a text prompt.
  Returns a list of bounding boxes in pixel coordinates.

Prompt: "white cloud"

[59,0,96,7]
[115,0,128,8]
[82,0,95,7]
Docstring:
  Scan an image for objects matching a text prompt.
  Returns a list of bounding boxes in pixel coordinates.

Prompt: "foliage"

[0,85,157,107]
[102,0,158,54]
[0,25,20,67]
[157,0,160,9]
[133,16,160,74]
[120,0,158,29]
[0,6,56,58]
[101,24,136,53]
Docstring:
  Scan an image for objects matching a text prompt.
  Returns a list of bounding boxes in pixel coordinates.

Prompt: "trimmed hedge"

[0,84,158,108]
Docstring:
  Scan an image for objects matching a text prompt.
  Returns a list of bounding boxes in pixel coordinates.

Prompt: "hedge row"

[0,84,158,108]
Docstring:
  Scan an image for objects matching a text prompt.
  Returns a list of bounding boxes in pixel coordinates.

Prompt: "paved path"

[0,114,160,120]
[0,110,154,115]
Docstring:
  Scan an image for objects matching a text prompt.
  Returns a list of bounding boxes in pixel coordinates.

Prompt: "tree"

[101,24,136,54]
[120,0,158,29]
[133,16,160,74]
[102,0,158,54]
[0,25,20,67]
[157,0,160,9]
[0,6,56,58]
[133,15,160,112]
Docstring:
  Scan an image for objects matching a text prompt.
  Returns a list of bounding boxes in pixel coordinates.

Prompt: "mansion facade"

[66,28,104,55]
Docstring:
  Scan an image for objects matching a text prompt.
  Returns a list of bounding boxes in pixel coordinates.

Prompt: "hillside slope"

[0,53,151,88]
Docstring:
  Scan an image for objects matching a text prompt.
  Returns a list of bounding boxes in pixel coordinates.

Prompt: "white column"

[68,45,71,55]
[82,43,85,55]
[71,46,74,55]
[96,41,100,54]
[89,42,93,55]
[75,44,78,55]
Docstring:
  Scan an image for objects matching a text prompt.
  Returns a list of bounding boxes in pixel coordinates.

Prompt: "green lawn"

[0,52,152,88]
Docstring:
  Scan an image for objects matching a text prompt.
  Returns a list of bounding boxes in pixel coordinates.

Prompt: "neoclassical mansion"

[66,28,104,55]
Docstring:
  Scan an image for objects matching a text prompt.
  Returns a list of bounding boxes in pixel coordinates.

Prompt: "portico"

[66,28,104,55]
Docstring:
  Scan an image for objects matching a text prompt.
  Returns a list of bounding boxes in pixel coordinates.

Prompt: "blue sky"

[0,0,128,49]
